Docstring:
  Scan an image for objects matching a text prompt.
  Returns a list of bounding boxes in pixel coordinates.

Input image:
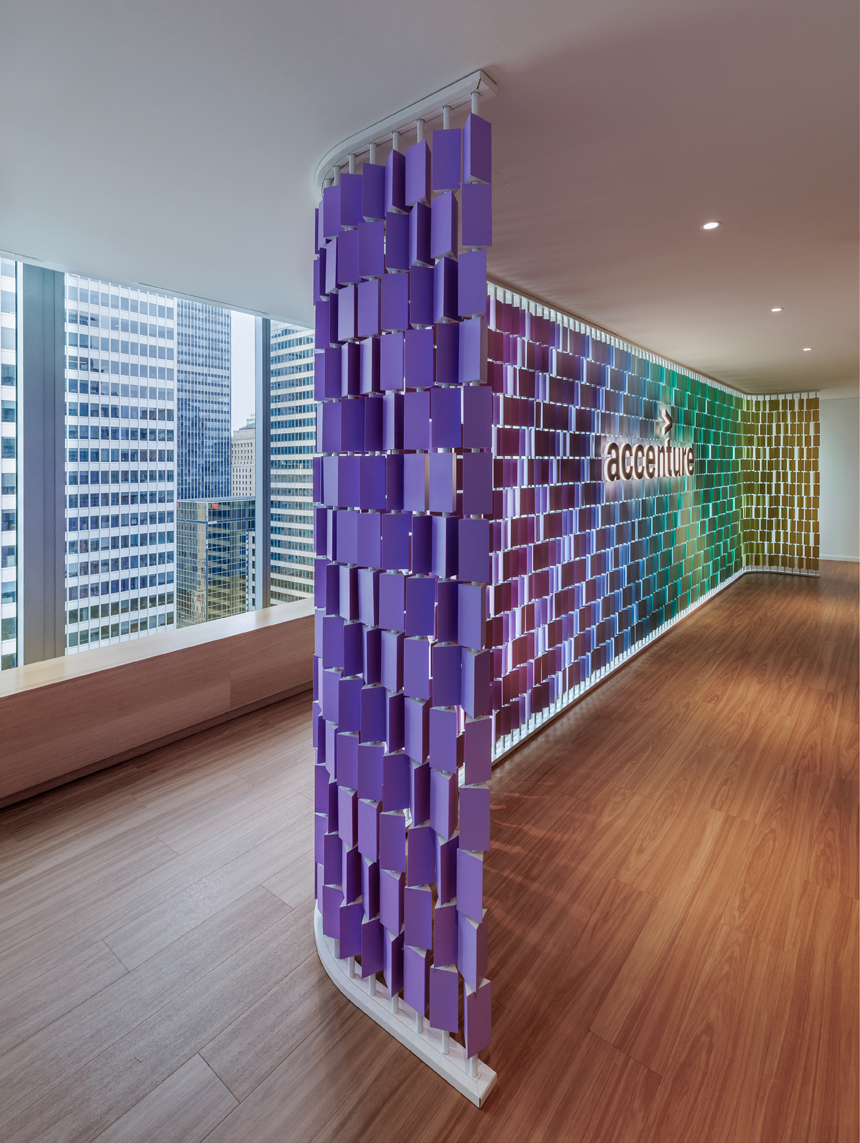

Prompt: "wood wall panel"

[0,601,314,806]
[228,613,314,711]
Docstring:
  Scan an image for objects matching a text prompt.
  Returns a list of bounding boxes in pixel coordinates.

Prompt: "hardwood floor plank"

[722,768,858,951]
[262,851,316,909]
[130,770,255,815]
[0,886,288,1130]
[0,766,144,839]
[103,819,310,969]
[807,777,859,899]
[0,833,178,955]
[2,901,312,1143]
[521,1031,661,1143]
[0,940,127,1058]
[709,740,783,823]
[589,809,756,1072]
[92,1055,237,1143]
[202,1005,378,1143]
[0,788,309,999]
[0,805,172,902]
[200,948,341,1101]
[153,777,311,855]
[641,924,787,1143]
[757,880,859,1143]
[611,746,732,897]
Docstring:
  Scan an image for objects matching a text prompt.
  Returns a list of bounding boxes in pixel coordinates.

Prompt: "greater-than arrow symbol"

[661,408,673,437]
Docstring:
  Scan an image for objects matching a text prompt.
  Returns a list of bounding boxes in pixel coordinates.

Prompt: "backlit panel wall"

[310,113,818,1070]
[484,293,817,752]
[740,395,819,569]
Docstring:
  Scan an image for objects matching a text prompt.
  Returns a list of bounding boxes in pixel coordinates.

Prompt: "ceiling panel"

[2,0,856,392]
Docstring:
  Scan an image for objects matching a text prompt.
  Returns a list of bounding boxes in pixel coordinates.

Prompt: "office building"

[63,276,177,652]
[270,320,314,602]
[0,6,856,1142]
[231,415,255,496]
[176,300,231,502]
[176,496,254,626]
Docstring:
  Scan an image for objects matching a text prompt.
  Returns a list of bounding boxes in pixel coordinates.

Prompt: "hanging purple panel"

[405,140,431,206]
[362,162,385,221]
[385,149,406,214]
[463,113,492,184]
[313,119,496,1078]
[461,183,492,249]
[432,128,462,192]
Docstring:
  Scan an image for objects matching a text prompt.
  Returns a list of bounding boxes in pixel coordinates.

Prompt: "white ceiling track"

[313,69,497,198]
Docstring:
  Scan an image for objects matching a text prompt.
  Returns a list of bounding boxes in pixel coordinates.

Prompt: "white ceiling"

[2,0,857,394]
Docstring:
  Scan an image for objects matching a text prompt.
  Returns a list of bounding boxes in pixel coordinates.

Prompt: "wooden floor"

[0,563,856,1143]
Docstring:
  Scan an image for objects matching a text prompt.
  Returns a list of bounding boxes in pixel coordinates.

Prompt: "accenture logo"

[603,407,694,482]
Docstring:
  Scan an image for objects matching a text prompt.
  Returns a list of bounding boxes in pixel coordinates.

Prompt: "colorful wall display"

[310,110,818,1099]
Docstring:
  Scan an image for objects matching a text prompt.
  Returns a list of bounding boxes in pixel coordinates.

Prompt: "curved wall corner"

[313,907,496,1106]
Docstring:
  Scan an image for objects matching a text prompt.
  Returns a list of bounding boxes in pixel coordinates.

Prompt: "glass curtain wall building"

[64,275,177,653]
[231,416,255,496]
[0,259,18,669]
[176,497,255,625]
[269,321,314,603]
[176,301,231,501]
[0,262,296,672]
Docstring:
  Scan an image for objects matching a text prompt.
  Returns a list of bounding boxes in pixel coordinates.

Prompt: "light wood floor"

[0,563,856,1143]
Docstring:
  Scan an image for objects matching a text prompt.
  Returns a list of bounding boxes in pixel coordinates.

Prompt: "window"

[269,321,315,604]
[4,261,281,669]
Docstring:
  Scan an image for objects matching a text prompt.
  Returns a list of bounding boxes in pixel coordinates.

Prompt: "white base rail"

[313,908,497,1108]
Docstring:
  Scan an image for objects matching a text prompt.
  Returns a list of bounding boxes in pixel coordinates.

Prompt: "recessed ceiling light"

[701,221,720,230]
[803,347,813,352]
[771,307,783,312]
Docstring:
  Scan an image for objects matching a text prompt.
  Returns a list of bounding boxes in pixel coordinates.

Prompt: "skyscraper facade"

[0,259,18,670]
[64,275,178,653]
[176,300,231,501]
[231,415,255,497]
[269,321,314,603]
[176,497,254,626]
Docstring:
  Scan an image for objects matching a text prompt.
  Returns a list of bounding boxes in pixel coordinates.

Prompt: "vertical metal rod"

[442,104,451,130]
[416,118,425,142]
[19,264,65,665]
[392,129,400,152]
[369,141,377,164]
[348,152,356,174]
[471,90,480,115]
[254,317,271,610]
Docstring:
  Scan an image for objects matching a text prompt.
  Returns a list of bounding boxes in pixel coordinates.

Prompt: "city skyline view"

[0,262,314,670]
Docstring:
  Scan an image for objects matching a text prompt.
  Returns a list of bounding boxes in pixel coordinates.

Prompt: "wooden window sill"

[0,601,315,807]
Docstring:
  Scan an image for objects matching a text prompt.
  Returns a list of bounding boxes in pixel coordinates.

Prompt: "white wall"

[819,396,859,560]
